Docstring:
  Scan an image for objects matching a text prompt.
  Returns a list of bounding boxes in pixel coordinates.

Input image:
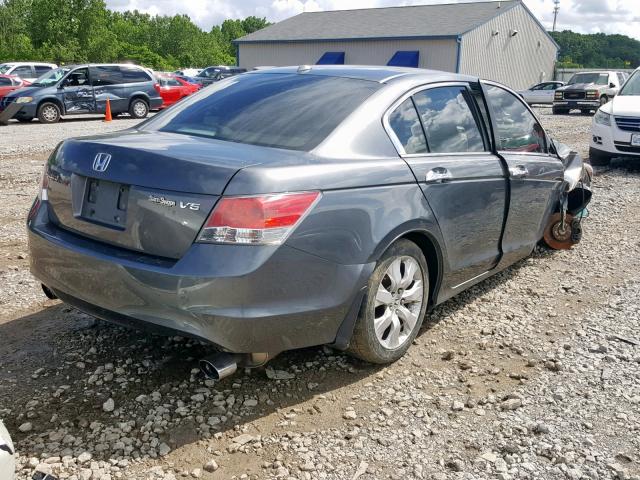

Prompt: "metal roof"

[235,0,520,43]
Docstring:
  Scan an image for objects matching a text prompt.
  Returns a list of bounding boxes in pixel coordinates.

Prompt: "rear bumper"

[28,202,373,353]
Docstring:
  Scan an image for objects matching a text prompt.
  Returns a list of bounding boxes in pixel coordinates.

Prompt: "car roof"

[245,65,478,84]
[1,61,56,66]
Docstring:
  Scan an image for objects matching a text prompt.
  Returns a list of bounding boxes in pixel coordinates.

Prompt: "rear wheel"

[37,102,61,124]
[589,147,612,166]
[552,107,568,115]
[600,95,609,106]
[348,239,429,364]
[129,98,149,119]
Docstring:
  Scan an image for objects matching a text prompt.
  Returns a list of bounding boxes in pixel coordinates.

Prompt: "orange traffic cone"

[104,98,112,122]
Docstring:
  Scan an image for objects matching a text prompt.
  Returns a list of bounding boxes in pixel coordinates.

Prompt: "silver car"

[518,81,565,105]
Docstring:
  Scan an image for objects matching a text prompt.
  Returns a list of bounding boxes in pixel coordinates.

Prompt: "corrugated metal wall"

[238,38,458,71]
[460,3,557,90]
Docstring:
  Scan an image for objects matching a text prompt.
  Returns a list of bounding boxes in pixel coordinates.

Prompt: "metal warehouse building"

[235,0,558,90]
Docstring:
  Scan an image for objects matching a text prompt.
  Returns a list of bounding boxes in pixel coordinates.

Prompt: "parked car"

[0,75,30,100]
[590,67,640,165]
[195,66,247,86]
[174,68,202,77]
[28,66,590,377]
[517,81,565,105]
[0,63,162,123]
[155,75,201,108]
[0,62,57,82]
[553,70,628,115]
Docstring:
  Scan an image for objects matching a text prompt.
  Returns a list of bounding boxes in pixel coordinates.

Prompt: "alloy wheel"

[373,256,424,349]
[42,105,58,122]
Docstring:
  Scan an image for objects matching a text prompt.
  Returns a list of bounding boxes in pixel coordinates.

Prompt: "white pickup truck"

[553,71,629,115]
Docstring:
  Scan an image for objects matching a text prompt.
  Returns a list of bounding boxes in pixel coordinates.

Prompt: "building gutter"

[455,35,462,73]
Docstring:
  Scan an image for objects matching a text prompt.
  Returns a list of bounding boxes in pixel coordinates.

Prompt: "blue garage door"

[316,52,345,65]
[387,51,420,68]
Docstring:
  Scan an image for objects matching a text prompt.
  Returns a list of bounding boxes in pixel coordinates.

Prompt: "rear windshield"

[141,73,380,151]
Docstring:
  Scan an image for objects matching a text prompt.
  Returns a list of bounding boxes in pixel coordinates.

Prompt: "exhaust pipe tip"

[42,284,57,300]
[199,353,239,381]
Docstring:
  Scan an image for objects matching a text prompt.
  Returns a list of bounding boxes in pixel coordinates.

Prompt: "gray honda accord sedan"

[28,66,578,376]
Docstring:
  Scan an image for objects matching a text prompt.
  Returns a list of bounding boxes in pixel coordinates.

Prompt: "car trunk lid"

[45,130,261,259]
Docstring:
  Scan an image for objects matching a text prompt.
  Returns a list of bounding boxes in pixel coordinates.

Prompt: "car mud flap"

[0,102,22,125]
[330,287,367,351]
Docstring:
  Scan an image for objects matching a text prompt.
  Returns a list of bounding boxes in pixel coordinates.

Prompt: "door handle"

[509,165,529,178]
[425,167,453,184]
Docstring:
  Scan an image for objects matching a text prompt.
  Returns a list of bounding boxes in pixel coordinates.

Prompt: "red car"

[155,75,200,108]
[0,75,30,100]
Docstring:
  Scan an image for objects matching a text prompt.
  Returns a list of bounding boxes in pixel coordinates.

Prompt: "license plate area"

[631,133,640,147]
[80,178,129,229]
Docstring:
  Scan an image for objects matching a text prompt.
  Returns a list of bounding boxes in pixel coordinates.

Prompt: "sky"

[105,0,640,40]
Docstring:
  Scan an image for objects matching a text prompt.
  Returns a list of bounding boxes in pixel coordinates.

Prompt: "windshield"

[620,71,640,96]
[568,73,608,85]
[31,67,70,87]
[141,73,380,151]
[0,64,13,74]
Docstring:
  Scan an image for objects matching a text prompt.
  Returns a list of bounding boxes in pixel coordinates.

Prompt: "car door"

[482,82,564,265]
[90,65,125,113]
[385,82,508,288]
[60,67,96,114]
[539,82,560,104]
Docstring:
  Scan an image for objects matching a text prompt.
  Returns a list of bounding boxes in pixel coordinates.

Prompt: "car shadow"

[0,253,532,463]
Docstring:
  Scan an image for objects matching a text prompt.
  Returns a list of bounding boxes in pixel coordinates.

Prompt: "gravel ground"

[0,108,639,480]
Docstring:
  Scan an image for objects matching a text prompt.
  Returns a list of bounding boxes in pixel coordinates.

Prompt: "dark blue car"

[1,63,162,123]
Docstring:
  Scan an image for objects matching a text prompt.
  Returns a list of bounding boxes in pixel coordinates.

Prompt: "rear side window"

[0,77,11,86]
[144,73,380,151]
[120,67,151,83]
[413,86,486,153]
[12,65,33,77]
[388,98,427,154]
[91,66,123,86]
[159,77,181,87]
[34,66,52,76]
[485,85,546,153]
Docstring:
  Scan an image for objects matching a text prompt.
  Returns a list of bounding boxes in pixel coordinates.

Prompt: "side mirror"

[609,82,616,88]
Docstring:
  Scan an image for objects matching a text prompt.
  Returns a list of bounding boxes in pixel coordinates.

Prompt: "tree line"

[1,1,639,71]
[550,30,639,69]
[0,0,270,70]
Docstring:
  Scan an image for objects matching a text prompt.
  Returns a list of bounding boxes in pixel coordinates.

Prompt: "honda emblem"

[92,153,111,172]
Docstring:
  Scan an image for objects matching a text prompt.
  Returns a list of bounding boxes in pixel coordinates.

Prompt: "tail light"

[39,162,49,201]
[28,162,49,221]
[154,83,161,92]
[197,191,320,245]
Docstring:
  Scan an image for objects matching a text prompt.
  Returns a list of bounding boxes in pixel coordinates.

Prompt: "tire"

[580,109,591,115]
[347,239,429,364]
[37,102,61,124]
[600,95,609,106]
[129,98,149,119]
[552,107,568,115]
[588,147,612,166]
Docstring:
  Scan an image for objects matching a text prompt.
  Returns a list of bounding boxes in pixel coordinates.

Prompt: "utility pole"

[552,0,560,32]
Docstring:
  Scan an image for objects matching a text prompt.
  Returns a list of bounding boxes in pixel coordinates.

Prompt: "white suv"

[0,62,57,82]
[590,68,640,165]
